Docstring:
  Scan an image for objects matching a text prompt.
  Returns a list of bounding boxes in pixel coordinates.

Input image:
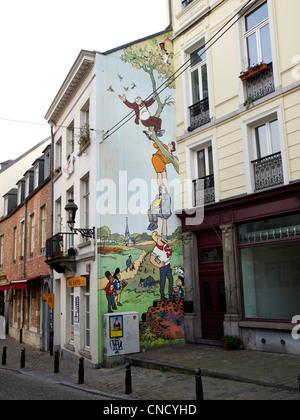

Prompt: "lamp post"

[65,199,95,239]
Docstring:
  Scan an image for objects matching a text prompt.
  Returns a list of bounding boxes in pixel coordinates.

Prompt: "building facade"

[172,0,300,354]
[0,144,52,349]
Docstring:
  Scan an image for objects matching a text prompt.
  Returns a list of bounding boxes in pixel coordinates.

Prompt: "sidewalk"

[0,335,300,400]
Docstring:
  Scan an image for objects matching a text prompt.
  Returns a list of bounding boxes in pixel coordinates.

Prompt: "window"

[241,242,300,320]
[193,143,215,205]
[197,146,213,179]
[82,175,90,241]
[34,164,39,189]
[182,0,194,8]
[245,1,272,67]
[29,214,35,258]
[67,121,75,156]
[12,227,17,265]
[20,221,24,259]
[255,119,280,159]
[55,137,62,172]
[188,43,210,130]
[239,215,300,320]
[55,198,62,234]
[242,109,287,193]
[190,45,208,104]
[39,206,46,255]
[0,235,4,267]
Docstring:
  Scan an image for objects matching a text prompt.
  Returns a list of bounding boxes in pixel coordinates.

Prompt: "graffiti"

[109,337,123,355]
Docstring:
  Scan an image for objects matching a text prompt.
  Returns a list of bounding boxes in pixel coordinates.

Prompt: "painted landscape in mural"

[97,32,184,350]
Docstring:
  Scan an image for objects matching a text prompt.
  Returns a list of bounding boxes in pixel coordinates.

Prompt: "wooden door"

[198,233,226,340]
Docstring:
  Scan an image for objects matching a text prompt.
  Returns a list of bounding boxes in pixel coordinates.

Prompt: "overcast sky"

[0,0,169,162]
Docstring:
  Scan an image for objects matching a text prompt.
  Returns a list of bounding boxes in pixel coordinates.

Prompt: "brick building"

[0,144,52,349]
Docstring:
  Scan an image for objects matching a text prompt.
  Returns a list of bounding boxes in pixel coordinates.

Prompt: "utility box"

[103,311,140,359]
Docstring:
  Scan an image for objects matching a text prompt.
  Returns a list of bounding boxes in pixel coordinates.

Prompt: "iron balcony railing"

[251,152,284,191]
[46,232,77,259]
[193,174,215,206]
[245,62,275,102]
[188,97,210,131]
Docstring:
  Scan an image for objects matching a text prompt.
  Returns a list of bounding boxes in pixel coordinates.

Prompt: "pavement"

[0,335,300,400]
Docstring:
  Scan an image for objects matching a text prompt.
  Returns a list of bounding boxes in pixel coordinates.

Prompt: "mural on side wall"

[97,32,184,350]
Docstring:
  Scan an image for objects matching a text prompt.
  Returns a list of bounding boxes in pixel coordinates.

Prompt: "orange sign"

[67,276,87,288]
[43,293,55,309]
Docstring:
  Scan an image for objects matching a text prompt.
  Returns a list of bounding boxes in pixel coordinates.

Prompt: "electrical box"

[103,311,140,357]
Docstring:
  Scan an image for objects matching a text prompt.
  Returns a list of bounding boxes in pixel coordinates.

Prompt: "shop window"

[239,215,300,320]
[241,242,300,320]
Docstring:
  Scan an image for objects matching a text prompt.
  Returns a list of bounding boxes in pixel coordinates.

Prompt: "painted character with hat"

[150,232,174,301]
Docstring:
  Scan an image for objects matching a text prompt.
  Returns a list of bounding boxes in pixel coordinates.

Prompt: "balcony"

[193,174,215,206]
[188,97,210,132]
[45,232,77,273]
[252,152,284,191]
[242,63,275,103]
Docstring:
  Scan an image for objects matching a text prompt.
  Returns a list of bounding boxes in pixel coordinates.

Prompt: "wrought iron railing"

[245,62,275,102]
[188,97,210,131]
[251,152,284,191]
[193,174,215,206]
[46,232,76,259]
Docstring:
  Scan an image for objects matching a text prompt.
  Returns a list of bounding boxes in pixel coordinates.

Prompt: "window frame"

[185,135,218,208]
[243,1,271,68]
[181,32,212,131]
[242,106,288,194]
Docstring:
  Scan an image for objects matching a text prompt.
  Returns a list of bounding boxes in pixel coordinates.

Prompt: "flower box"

[239,63,268,81]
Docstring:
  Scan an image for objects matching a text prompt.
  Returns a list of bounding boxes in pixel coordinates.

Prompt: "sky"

[0,0,169,163]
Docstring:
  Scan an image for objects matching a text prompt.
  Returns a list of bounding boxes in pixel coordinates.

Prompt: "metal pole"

[20,348,25,369]
[54,350,59,373]
[195,368,204,400]
[19,327,22,343]
[298,374,300,400]
[78,357,84,384]
[125,362,132,394]
[2,346,7,365]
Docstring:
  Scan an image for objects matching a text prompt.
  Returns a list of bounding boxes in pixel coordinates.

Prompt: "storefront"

[179,183,300,354]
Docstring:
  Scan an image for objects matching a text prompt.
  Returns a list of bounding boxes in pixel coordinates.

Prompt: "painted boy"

[104,271,117,313]
[150,232,174,301]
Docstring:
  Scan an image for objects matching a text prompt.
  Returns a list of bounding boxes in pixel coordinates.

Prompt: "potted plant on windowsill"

[221,335,242,350]
[77,122,90,150]
[239,62,268,81]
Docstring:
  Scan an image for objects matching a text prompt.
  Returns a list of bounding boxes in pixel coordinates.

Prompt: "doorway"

[198,231,226,340]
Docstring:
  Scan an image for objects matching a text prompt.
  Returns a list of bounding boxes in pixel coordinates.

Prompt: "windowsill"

[239,320,294,331]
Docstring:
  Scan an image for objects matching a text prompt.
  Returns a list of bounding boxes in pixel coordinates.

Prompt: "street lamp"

[65,198,95,239]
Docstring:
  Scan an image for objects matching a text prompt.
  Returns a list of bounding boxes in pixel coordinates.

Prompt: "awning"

[0,284,10,291]
[11,276,40,290]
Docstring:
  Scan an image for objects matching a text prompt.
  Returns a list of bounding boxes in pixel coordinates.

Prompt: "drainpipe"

[49,125,55,355]
[166,0,173,30]
[20,199,28,343]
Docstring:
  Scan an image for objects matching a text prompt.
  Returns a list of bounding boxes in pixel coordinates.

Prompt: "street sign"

[67,276,87,288]
[43,293,55,309]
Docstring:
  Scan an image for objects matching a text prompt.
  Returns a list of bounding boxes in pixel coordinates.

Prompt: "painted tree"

[120,35,179,173]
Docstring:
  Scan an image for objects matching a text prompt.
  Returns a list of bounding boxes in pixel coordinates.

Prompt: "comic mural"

[97,32,184,354]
